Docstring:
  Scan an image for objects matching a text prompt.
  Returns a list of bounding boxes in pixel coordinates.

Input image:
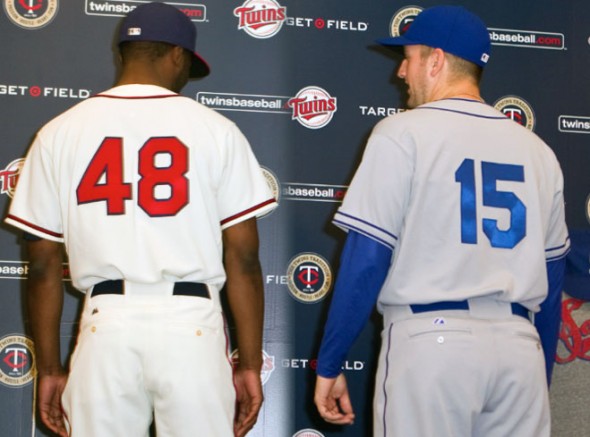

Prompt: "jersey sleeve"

[534,155,569,385]
[316,230,392,377]
[333,122,413,251]
[534,257,565,386]
[217,124,277,229]
[544,160,570,261]
[5,133,64,242]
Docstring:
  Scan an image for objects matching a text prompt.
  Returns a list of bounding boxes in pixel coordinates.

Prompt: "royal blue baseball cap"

[378,5,491,67]
[118,2,210,78]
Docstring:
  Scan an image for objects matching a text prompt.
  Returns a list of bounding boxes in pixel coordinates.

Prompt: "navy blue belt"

[91,280,210,299]
[409,301,529,320]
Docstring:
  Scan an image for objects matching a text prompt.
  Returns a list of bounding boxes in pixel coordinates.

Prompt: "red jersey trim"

[90,93,180,100]
[5,214,63,239]
[220,198,277,226]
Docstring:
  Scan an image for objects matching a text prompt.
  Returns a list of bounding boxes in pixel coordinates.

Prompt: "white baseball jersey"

[6,84,277,293]
[334,98,569,312]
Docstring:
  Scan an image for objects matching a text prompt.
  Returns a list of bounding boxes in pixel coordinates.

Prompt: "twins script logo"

[287,86,337,129]
[0,158,25,198]
[234,0,287,39]
[557,298,590,363]
[230,349,275,385]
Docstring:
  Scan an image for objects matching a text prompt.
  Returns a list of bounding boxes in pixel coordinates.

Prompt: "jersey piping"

[5,214,64,240]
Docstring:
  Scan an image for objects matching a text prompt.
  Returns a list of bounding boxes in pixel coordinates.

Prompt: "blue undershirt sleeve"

[534,256,566,386]
[316,230,392,378]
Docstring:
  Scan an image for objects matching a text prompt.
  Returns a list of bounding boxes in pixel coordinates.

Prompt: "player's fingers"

[336,390,355,417]
[234,398,262,437]
[40,409,68,437]
[317,404,355,425]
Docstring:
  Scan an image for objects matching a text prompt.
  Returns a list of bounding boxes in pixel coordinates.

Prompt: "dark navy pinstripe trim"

[546,248,570,262]
[382,323,394,437]
[335,211,398,240]
[545,237,570,253]
[415,106,509,119]
[333,219,396,252]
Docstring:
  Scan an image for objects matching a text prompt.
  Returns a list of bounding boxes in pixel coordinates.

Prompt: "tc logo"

[494,95,536,131]
[287,253,332,303]
[0,334,35,387]
[3,0,59,29]
[389,6,423,37]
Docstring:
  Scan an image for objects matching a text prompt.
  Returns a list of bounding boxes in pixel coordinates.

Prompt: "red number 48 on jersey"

[76,136,189,217]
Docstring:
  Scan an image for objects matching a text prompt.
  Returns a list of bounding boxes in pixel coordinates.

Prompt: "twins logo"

[230,349,275,385]
[260,166,280,218]
[388,5,423,37]
[557,298,590,364]
[287,253,332,303]
[287,86,337,129]
[293,430,325,437]
[0,158,25,198]
[0,334,35,387]
[234,0,287,39]
[494,95,536,131]
[3,0,58,29]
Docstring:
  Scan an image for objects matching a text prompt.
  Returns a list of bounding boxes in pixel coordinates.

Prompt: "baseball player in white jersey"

[314,6,569,437]
[5,3,276,437]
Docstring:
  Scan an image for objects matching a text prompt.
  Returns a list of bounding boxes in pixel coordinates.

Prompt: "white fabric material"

[6,84,276,292]
[62,292,234,437]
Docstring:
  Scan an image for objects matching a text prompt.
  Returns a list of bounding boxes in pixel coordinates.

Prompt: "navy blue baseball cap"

[378,5,491,67]
[118,2,210,78]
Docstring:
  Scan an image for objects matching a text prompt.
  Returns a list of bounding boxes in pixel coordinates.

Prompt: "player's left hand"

[37,373,69,437]
[314,374,355,425]
[233,368,264,437]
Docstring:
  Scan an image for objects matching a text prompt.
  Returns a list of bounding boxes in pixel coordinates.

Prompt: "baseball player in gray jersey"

[6,3,276,436]
[314,6,569,437]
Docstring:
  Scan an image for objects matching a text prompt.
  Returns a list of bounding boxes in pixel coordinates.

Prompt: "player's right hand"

[314,374,355,425]
[233,368,264,437]
[37,373,69,437]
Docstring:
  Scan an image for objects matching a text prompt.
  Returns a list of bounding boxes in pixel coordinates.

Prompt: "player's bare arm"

[26,238,68,437]
[222,217,265,437]
[315,374,355,425]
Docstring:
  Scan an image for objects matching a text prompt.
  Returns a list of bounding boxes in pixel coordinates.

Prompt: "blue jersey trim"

[333,219,396,252]
[335,211,398,240]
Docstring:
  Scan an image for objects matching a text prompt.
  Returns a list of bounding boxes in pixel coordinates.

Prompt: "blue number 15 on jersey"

[455,158,526,249]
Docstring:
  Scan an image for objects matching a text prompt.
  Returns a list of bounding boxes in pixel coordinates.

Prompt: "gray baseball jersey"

[334,98,569,311]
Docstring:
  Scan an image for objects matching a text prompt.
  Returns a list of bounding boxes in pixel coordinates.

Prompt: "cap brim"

[376,36,420,47]
[190,52,210,78]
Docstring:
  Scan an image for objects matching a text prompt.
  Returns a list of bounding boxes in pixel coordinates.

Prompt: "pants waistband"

[410,301,529,319]
[91,280,210,299]
[384,297,531,325]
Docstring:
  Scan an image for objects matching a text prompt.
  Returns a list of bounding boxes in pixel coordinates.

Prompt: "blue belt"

[91,280,210,299]
[409,301,529,320]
